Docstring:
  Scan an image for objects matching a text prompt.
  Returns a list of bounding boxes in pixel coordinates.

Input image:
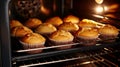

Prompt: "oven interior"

[8,0,120,67]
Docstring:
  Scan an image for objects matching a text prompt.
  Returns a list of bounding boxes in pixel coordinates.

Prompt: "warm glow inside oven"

[1,0,120,67]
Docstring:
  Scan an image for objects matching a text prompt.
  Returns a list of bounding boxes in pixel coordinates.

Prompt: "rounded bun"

[10,20,23,29]
[49,30,74,43]
[63,15,79,24]
[99,24,119,36]
[24,18,42,29]
[20,33,46,45]
[76,28,99,39]
[78,21,97,28]
[79,19,105,28]
[35,23,57,34]
[78,19,97,28]
[75,28,99,46]
[45,16,63,26]
[58,22,79,32]
[11,26,33,37]
[20,33,46,54]
[49,30,74,50]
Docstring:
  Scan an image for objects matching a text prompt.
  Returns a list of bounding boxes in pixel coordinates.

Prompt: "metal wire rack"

[13,46,120,67]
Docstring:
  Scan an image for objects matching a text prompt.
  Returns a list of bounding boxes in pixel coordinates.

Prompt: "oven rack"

[64,55,119,67]
[13,46,120,67]
[12,38,120,62]
[15,43,80,53]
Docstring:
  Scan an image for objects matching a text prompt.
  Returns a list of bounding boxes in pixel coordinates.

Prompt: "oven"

[0,0,120,67]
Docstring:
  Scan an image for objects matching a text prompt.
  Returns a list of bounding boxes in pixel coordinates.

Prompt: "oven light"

[95,0,104,4]
[95,5,108,14]
[95,6,104,13]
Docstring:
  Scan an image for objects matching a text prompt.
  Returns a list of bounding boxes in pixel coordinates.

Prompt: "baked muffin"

[78,19,105,28]
[75,28,99,46]
[45,16,63,27]
[49,30,74,50]
[58,22,79,34]
[20,33,46,54]
[78,21,97,28]
[98,24,119,42]
[63,15,80,24]
[35,23,57,35]
[10,20,23,29]
[24,18,42,29]
[11,26,33,37]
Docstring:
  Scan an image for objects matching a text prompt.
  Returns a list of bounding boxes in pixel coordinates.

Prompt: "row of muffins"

[10,15,79,54]
[10,15,119,54]
[10,15,80,51]
[30,15,119,44]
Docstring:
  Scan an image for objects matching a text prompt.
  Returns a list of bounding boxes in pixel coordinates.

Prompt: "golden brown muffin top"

[49,30,74,42]
[99,24,119,35]
[58,22,79,32]
[82,19,94,22]
[76,28,99,39]
[45,16,63,26]
[20,33,46,45]
[80,19,105,28]
[11,26,33,37]
[35,23,57,34]
[78,21,97,28]
[63,15,79,24]
[10,20,23,29]
[24,18,42,29]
